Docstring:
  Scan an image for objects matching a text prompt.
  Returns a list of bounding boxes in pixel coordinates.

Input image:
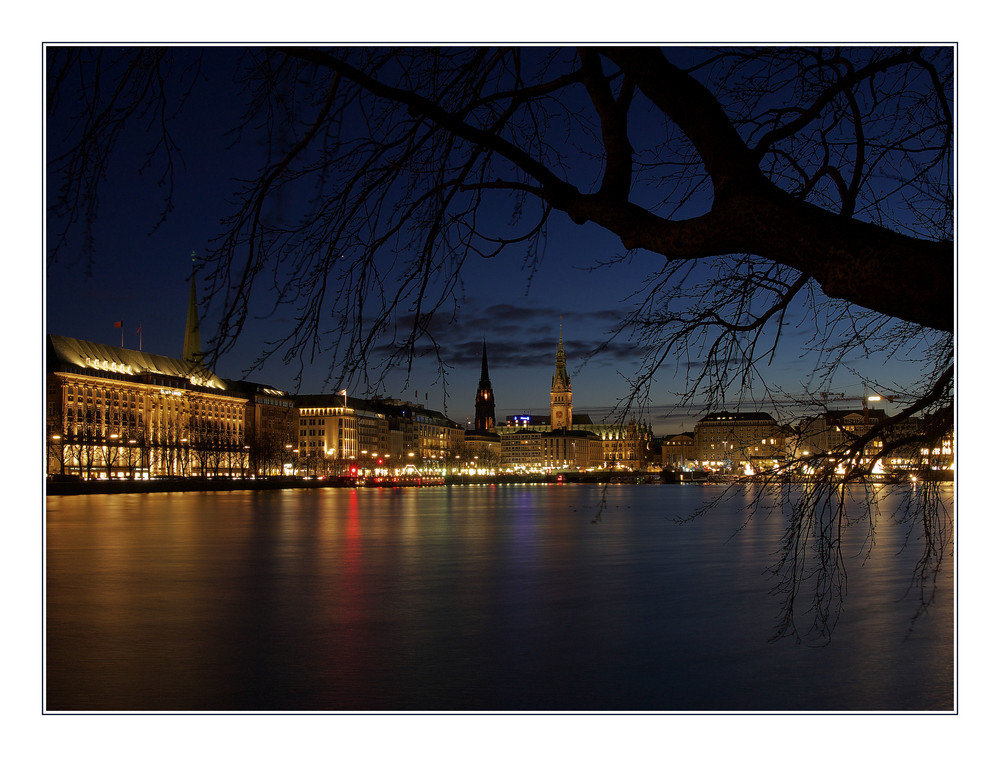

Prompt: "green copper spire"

[182,260,202,364]
[552,325,570,390]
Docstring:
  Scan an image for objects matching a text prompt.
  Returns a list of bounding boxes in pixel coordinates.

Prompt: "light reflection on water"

[45,483,953,711]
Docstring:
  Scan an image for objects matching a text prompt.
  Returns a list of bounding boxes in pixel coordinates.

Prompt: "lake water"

[45,483,954,712]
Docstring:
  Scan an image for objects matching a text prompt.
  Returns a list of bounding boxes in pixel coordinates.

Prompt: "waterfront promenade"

[44,470,668,497]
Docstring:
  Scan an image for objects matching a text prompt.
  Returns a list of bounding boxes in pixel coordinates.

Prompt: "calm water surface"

[45,483,954,711]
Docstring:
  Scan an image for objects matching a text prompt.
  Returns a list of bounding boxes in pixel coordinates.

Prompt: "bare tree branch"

[47,45,955,643]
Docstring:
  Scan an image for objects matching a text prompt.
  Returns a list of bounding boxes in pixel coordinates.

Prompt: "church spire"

[182,256,202,364]
[475,338,496,431]
[480,337,490,384]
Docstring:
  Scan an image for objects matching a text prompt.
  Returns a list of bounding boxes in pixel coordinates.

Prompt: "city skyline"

[44,250,924,436]
[44,287,912,437]
[18,0,993,740]
[44,45,943,436]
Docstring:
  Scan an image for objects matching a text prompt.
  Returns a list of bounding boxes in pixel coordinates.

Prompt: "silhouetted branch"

[47,45,955,642]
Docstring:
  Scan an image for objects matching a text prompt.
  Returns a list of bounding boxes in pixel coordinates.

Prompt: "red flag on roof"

[113,321,123,328]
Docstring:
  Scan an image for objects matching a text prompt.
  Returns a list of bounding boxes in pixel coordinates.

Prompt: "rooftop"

[47,334,229,392]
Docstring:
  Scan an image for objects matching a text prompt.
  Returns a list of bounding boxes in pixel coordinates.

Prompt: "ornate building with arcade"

[46,272,250,478]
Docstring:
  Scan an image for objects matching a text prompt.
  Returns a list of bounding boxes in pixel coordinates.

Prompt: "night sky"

[43,46,938,434]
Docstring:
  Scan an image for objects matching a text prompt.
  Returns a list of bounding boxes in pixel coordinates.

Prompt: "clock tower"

[550,327,573,431]
[475,338,496,431]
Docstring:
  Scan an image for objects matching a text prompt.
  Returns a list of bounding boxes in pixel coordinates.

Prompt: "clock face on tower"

[555,410,563,419]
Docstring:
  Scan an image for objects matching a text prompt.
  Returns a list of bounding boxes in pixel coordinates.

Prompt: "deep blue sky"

[44,46,932,434]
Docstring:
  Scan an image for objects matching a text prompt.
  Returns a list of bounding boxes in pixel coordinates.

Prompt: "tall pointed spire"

[480,337,490,383]
[552,323,570,391]
[550,323,573,430]
[475,337,496,432]
[182,254,202,364]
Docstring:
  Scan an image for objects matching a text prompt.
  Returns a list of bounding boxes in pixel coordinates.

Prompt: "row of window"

[62,384,242,416]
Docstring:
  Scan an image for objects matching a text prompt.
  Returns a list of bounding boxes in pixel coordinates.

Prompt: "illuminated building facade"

[693,412,785,469]
[292,394,361,474]
[798,409,889,459]
[412,406,465,470]
[598,418,654,467]
[498,413,654,470]
[367,398,465,472]
[45,271,253,480]
[661,432,695,467]
[541,429,603,469]
[46,261,474,479]
[501,428,543,470]
[46,334,248,478]
[917,428,954,473]
[463,432,501,471]
[227,380,297,475]
[368,399,419,464]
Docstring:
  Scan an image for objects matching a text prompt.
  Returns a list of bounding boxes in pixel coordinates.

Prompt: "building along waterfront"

[45,283,951,481]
